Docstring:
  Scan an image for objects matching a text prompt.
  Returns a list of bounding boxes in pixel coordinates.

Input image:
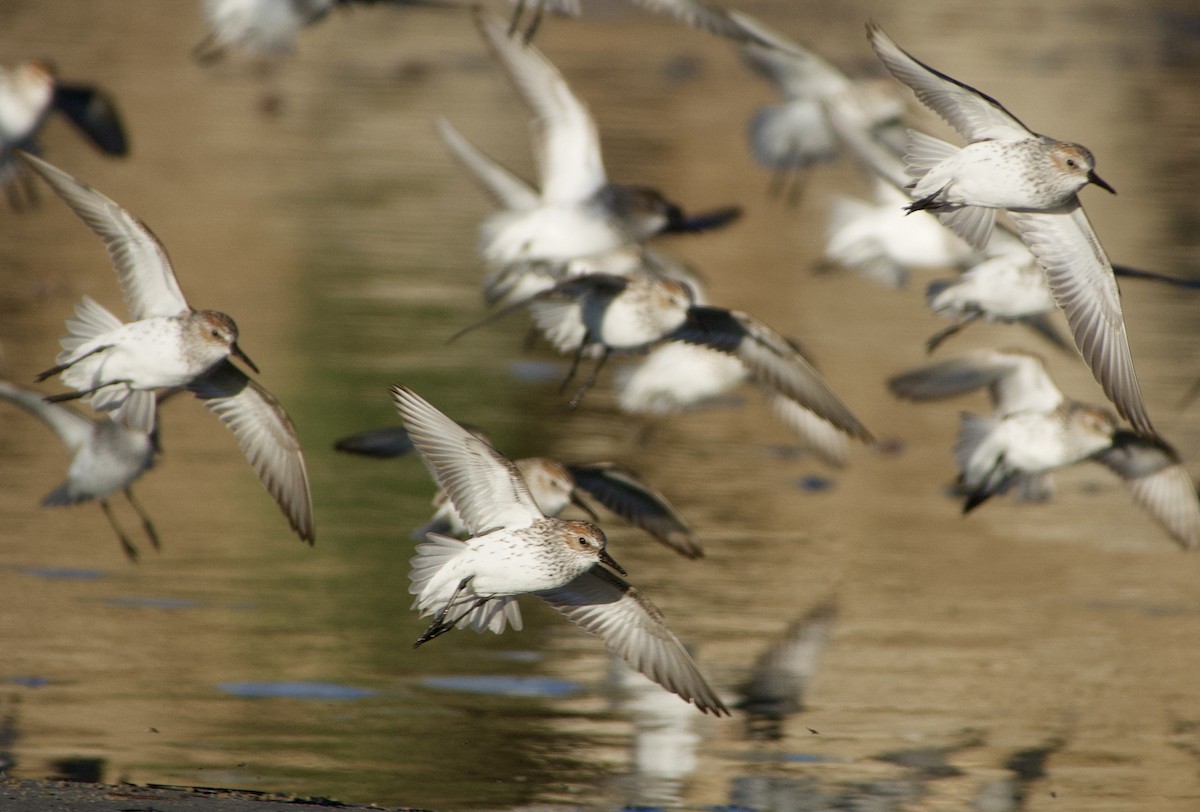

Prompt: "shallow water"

[2,1,1200,810]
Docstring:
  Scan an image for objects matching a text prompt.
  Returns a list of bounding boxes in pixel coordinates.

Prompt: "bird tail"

[59,295,122,356]
[408,533,523,634]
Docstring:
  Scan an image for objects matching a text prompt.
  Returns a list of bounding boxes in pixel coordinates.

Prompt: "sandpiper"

[731,11,905,201]
[924,253,1067,353]
[458,270,874,444]
[866,22,1115,250]
[392,385,727,714]
[444,11,738,269]
[194,0,433,61]
[866,23,1154,439]
[0,60,127,209]
[334,425,702,558]
[0,380,159,561]
[616,343,852,468]
[22,152,314,543]
[888,350,1199,548]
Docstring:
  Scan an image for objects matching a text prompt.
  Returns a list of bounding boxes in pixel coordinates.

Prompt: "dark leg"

[567,348,610,410]
[507,0,526,37]
[785,169,809,208]
[558,331,592,394]
[36,344,112,381]
[925,314,978,353]
[125,488,161,551]
[44,379,131,404]
[905,186,948,215]
[522,2,544,44]
[413,576,476,648]
[99,499,139,563]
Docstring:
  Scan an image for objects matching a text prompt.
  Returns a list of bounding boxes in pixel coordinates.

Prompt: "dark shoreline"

[0,779,432,811]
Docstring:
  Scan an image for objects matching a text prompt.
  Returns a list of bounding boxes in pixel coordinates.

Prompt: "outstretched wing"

[474,9,605,204]
[867,22,1033,141]
[567,462,702,559]
[535,565,728,715]
[190,361,314,543]
[391,386,543,534]
[18,151,187,320]
[1007,206,1154,437]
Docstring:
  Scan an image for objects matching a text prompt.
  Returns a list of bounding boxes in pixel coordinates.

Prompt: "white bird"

[731,11,905,200]
[0,59,127,208]
[0,380,158,561]
[924,252,1068,352]
[444,11,738,270]
[194,0,438,62]
[889,350,1199,548]
[22,152,314,543]
[392,385,728,714]
[456,271,875,444]
[866,22,1154,439]
[616,343,851,468]
[866,22,1115,251]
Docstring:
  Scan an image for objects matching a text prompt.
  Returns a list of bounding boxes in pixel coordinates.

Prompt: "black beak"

[231,342,260,374]
[1088,170,1116,195]
[598,548,627,576]
[663,204,743,234]
[569,490,599,522]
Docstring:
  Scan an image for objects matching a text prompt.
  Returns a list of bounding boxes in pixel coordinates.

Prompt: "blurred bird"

[0,380,158,561]
[442,11,739,270]
[889,350,1199,548]
[731,11,904,202]
[0,59,127,209]
[334,424,702,558]
[616,343,852,468]
[194,0,446,62]
[22,152,314,543]
[736,599,837,736]
[867,23,1115,251]
[392,385,728,714]
[867,23,1154,439]
[924,252,1068,353]
[454,270,874,445]
[506,0,764,45]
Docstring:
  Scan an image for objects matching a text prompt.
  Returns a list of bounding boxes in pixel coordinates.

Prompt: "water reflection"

[3,1,1200,810]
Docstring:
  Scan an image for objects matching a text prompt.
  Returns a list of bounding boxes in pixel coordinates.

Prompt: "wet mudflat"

[2,1,1200,811]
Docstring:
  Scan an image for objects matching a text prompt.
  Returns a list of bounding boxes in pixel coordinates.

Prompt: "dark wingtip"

[666,205,742,234]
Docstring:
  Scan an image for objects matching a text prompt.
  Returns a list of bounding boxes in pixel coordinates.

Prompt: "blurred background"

[1,0,1200,809]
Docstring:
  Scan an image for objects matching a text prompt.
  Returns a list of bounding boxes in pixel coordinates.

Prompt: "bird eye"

[577,536,588,547]
[1065,158,1077,168]
[210,329,221,338]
